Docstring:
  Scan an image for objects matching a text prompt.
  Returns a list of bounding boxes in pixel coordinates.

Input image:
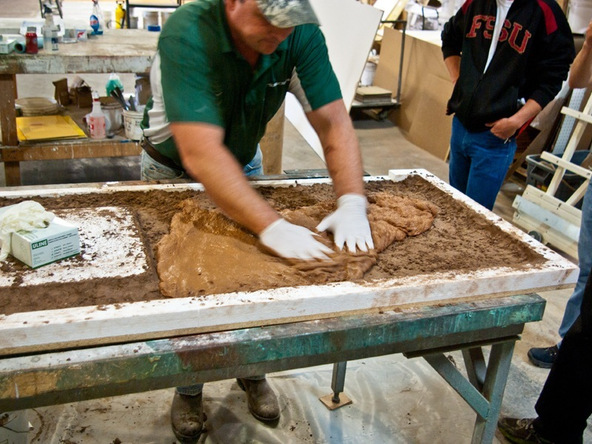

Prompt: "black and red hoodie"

[441,0,575,132]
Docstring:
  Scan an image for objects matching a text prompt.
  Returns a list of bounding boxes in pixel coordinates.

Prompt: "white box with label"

[0,208,81,268]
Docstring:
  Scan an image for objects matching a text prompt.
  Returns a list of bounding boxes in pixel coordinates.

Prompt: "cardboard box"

[0,206,81,268]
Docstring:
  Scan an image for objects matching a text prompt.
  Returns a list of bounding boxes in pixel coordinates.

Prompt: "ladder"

[512,92,592,259]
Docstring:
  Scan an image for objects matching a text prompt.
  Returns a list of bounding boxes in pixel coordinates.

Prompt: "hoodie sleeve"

[441,0,470,59]
[524,0,575,109]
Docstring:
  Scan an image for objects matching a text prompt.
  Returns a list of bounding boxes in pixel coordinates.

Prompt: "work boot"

[498,417,554,444]
[237,378,280,422]
[527,344,559,369]
[171,392,206,443]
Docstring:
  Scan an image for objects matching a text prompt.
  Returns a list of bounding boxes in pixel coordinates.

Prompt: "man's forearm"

[172,122,280,235]
[307,100,365,198]
[570,22,592,89]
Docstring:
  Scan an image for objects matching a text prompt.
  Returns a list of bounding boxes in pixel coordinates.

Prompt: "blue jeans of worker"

[141,145,265,395]
[449,117,517,210]
[558,180,592,342]
[141,145,264,180]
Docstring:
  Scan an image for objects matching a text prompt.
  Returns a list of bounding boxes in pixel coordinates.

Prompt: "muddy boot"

[171,391,205,443]
[237,378,280,422]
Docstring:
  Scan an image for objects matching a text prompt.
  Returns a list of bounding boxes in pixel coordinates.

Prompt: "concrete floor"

[1,2,590,443]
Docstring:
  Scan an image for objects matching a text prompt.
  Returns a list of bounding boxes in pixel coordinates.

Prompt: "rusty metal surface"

[0,294,544,412]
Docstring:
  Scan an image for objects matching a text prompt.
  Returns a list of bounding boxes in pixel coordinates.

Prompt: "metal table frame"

[0,294,545,444]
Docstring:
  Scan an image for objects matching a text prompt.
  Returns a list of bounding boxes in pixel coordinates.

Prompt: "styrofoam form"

[0,263,576,354]
[0,170,579,355]
[0,206,147,287]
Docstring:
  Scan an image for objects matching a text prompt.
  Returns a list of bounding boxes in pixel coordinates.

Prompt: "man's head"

[254,0,319,28]
[226,0,319,57]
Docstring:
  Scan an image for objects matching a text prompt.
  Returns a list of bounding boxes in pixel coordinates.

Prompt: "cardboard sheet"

[16,115,87,142]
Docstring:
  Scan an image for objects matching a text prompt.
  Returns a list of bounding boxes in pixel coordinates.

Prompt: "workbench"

[0,170,578,443]
[0,29,158,186]
[1,293,544,444]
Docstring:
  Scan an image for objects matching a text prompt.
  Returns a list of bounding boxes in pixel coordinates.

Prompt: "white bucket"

[123,109,143,141]
[360,61,377,86]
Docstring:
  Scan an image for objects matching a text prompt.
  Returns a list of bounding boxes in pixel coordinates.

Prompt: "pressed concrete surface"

[1,2,590,442]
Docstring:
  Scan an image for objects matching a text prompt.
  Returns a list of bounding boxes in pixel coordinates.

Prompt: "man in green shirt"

[142,0,373,441]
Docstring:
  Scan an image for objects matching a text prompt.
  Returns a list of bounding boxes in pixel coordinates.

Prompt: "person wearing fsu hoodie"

[441,0,574,211]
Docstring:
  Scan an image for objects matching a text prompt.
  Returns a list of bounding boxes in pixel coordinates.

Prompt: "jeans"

[141,145,264,181]
[140,144,266,396]
[533,265,592,444]
[449,116,517,210]
[558,180,592,341]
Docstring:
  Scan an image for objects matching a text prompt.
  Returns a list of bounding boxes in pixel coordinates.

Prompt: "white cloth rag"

[0,201,55,262]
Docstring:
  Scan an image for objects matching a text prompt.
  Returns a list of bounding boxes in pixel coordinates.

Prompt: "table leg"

[0,74,20,186]
[0,74,17,146]
[320,361,353,410]
[423,340,516,444]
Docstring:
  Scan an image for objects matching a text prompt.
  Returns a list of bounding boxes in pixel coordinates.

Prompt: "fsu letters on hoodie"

[441,0,575,132]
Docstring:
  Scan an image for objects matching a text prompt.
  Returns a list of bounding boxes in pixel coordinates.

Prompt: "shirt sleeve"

[157,32,224,128]
[441,2,466,59]
[524,1,575,109]
[290,25,342,111]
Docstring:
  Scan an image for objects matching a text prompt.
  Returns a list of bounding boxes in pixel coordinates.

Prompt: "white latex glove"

[259,218,333,260]
[316,193,374,253]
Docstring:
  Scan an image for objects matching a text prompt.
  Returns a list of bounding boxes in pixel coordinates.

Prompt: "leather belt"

[141,138,182,171]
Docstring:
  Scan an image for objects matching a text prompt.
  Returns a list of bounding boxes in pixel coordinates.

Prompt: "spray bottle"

[42,6,57,51]
[115,1,126,29]
[90,0,105,35]
[88,92,106,139]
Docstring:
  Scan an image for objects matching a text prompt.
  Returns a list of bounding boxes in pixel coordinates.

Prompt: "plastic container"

[25,26,38,54]
[525,150,590,203]
[123,109,144,140]
[90,0,105,35]
[88,94,106,139]
[143,11,159,29]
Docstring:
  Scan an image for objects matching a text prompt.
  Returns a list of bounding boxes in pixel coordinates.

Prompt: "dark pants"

[534,265,592,444]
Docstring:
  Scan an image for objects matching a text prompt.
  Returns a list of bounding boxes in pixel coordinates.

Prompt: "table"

[0,294,545,444]
[0,170,577,442]
[0,29,158,186]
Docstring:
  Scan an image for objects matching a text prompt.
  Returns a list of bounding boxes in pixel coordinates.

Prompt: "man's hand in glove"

[260,218,333,260]
[316,193,374,253]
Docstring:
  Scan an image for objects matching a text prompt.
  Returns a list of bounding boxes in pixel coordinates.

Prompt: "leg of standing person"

[448,117,517,210]
[528,180,592,368]
[498,264,592,444]
[448,116,472,195]
[463,130,517,210]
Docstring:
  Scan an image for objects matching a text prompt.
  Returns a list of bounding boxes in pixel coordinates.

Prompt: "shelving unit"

[124,0,182,28]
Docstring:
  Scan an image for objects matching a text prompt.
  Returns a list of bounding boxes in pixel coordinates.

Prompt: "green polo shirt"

[142,0,342,168]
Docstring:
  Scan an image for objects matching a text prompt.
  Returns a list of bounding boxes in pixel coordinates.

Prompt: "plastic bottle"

[25,27,38,54]
[115,1,126,29]
[42,7,55,51]
[105,73,124,97]
[88,93,106,139]
[90,0,105,35]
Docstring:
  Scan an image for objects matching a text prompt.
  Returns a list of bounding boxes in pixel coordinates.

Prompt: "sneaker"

[527,345,558,369]
[498,417,554,444]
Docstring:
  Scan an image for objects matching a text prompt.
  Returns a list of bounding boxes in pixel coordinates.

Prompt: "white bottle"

[88,94,106,139]
[42,8,55,51]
